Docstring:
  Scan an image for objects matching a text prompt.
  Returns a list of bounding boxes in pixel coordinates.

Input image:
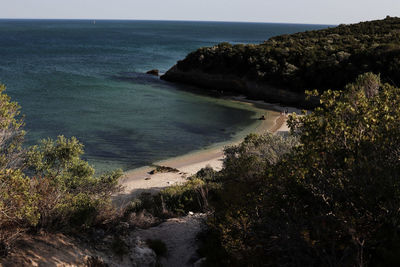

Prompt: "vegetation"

[147,72,400,266]
[2,15,400,264]
[167,17,400,97]
[129,167,220,218]
[0,84,122,255]
[3,71,396,265]
[199,73,400,266]
[160,18,400,265]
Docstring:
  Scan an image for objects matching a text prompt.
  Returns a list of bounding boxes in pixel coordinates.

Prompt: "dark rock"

[92,229,105,240]
[115,222,130,235]
[146,69,159,76]
[148,165,179,175]
[85,256,107,267]
[194,257,207,267]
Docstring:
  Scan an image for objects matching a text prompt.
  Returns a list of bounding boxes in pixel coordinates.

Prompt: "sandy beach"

[116,99,296,203]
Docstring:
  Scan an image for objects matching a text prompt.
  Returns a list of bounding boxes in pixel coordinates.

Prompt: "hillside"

[162,16,400,107]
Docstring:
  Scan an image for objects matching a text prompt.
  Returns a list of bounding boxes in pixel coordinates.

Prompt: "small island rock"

[146,69,159,76]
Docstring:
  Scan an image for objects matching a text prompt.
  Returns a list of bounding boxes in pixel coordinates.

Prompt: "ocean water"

[0,20,329,172]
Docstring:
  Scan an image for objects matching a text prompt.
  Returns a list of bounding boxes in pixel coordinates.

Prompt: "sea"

[0,20,329,172]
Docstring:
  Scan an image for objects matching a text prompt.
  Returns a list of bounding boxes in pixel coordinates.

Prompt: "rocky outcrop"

[146,69,159,76]
[161,65,318,108]
[1,232,157,267]
[133,213,207,267]
[0,233,95,267]
[1,213,206,267]
[129,238,157,267]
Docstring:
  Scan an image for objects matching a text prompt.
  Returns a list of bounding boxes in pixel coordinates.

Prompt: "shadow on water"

[111,71,244,99]
[111,72,166,86]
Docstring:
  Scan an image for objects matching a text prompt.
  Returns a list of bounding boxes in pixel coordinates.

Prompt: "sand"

[115,99,297,203]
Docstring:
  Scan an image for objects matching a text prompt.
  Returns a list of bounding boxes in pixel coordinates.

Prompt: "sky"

[1,0,399,25]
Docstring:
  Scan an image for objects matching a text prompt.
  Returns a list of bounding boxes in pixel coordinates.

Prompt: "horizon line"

[0,17,337,26]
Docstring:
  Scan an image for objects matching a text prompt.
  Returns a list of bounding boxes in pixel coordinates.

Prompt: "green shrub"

[124,198,144,215]
[25,136,123,230]
[195,165,218,182]
[0,83,123,254]
[0,85,38,250]
[209,73,400,266]
[158,178,219,215]
[126,170,221,218]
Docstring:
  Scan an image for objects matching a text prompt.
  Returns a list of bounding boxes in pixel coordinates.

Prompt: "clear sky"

[1,0,399,25]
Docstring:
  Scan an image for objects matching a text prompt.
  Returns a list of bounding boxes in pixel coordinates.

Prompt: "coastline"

[116,97,295,203]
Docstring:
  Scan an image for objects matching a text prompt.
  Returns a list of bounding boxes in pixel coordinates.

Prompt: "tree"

[0,84,123,254]
[209,73,400,266]
[0,84,25,171]
[0,85,37,254]
[26,136,123,229]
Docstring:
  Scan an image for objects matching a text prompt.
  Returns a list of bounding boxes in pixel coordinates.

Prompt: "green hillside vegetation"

[2,16,400,265]
[168,16,400,96]
[141,73,400,266]
[0,84,123,255]
[205,73,400,266]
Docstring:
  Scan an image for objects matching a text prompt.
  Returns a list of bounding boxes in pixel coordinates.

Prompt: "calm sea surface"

[0,20,329,171]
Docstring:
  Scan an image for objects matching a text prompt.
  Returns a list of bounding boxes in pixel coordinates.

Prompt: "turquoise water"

[0,20,329,171]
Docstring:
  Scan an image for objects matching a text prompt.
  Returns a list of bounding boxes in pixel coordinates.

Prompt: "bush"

[0,85,37,251]
[0,83,123,254]
[160,178,208,214]
[24,136,123,230]
[223,133,298,182]
[195,165,218,182]
[208,73,400,266]
[125,167,221,219]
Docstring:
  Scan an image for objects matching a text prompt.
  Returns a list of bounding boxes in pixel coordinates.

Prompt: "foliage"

[207,73,400,266]
[0,83,123,254]
[25,136,123,229]
[159,178,210,215]
[127,167,221,219]
[172,17,400,98]
[130,177,219,218]
[0,168,39,255]
[0,84,25,172]
[0,85,36,253]
[205,133,299,266]
[223,133,298,181]
[194,165,218,182]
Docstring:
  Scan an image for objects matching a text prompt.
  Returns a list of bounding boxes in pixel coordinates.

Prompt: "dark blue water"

[0,20,329,171]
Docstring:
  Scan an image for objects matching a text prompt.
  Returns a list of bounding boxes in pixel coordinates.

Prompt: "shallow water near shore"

[0,20,328,172]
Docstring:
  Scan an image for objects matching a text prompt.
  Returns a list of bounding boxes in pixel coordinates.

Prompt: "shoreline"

[116,97,294,203]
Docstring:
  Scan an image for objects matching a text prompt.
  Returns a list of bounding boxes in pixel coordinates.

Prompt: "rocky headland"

[161,17,400,108]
